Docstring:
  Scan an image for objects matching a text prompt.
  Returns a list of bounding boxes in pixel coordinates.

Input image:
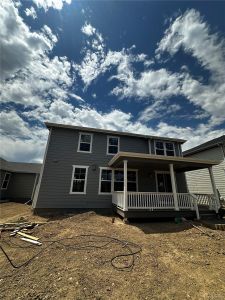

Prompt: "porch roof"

[108,152,220,172]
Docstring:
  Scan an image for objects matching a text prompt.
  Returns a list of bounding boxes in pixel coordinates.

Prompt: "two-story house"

[32,123,221,219]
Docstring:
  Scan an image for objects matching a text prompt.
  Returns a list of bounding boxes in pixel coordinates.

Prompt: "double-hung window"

[165,142,175,156]
[78,133,93,153]
[107,136,119,155]
[114,170,137,191]
[155,141,164,155]
[1,172,11,190]
[99,169,112,194]
[114,170,124,191]
[99,168,137,194]
[155,141,175,156]
[70,166,89,194]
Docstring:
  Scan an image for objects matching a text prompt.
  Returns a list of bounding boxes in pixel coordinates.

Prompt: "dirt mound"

[0,204,225,299]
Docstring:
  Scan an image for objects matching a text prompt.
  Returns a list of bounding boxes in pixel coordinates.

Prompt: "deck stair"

[200,218,225,231]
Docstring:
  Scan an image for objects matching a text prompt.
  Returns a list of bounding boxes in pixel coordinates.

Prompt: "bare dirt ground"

[0,203,225,300]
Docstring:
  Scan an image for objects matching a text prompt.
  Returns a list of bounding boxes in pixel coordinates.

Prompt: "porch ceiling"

[108,152,220,172]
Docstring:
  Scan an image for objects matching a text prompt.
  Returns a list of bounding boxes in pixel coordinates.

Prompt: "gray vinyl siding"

[34,128,187,209]
[185,147,225,198]
[0,172,36,200]
[176,172,188,193]
[0,170,9,199]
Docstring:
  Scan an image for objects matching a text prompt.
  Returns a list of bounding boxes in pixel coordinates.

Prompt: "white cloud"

[0,1,55,80]
[111,68,182,100]
[32,0,71,11]
[25,6,37,19]
[77,23,180,101]
[156,9,225,79]
[156,9,225,123]
[81,22,96,36]
[0,1,81,108]
[139,103,181,122]
[0,110,48,162]
[0,111,30,137]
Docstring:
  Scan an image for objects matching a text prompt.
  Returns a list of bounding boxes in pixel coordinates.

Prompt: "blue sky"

[0,0,225,162]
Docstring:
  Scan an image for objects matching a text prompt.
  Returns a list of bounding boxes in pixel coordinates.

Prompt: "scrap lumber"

[17,232,39,241]
[20,237,42,246]
[0,222,46,231]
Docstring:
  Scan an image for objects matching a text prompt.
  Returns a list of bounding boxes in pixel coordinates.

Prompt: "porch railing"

[194,193,218,210]
[177,193,194,209]
[128,192,175,209]
[112,192,195,210]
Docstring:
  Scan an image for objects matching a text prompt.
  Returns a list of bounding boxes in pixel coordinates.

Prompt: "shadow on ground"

[127,218,192,234]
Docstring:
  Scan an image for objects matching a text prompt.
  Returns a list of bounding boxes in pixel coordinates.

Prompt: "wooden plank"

[21,237,42,246]
[17,232,39,241]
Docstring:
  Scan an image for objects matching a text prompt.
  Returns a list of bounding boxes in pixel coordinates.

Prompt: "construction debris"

[0,222,46,232]
[17,232,39,241]
[20,237,42,246]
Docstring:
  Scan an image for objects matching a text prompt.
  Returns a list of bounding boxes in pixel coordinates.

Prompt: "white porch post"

[208,167,220,212]
[169,164,179,211]
[123,160,128,211]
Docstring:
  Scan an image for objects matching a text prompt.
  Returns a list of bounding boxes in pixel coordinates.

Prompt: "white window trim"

[98,167,113,195]
[70,165,89,194]
[148,139,152,154]
[106,136,120,155]
[154,140,175,157]
[1,172,11,190]
[77,132,93,153]
[98,167,138,195]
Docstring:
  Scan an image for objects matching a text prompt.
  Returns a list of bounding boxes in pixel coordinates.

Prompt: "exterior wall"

[34,128,187,209]
[185,147,225,198]
[8,173,36,200]
[0,170,8,199]
[0,171,36,200]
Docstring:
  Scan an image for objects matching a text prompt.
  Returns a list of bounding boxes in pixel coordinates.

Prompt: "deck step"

[200,214,217,220]
[201,219,225,231]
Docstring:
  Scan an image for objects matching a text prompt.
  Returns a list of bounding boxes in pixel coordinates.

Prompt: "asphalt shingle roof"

[183,135,225,156]
[0,158,42,174]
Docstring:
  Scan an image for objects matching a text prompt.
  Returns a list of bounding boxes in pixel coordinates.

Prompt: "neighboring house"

[0,158,41,202]
[32,123,221,219]
[184,135,225,200]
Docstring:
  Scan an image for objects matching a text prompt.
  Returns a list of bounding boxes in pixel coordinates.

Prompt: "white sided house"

[184,135,225,201]
[32,123,222,219]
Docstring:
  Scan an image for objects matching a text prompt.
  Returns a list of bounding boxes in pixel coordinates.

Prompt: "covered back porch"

[108,152,220,220]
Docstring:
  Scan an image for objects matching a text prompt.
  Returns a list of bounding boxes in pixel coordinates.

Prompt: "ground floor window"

[100,169,112,193]
[70,166,89,194]
[99,168,137,194]
[1,172,11,190]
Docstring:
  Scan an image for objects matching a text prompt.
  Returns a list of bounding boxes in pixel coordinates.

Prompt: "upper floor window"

[78,133,93,153]
[107,136,120,155]
[1,172,11,190]
[155,141,175,156]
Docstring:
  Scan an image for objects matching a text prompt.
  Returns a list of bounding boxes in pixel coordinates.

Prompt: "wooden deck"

[113,205,216,219]
[112,192,219,220]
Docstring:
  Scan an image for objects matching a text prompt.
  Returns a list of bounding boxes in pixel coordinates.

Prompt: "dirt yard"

[0,203,225,300]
